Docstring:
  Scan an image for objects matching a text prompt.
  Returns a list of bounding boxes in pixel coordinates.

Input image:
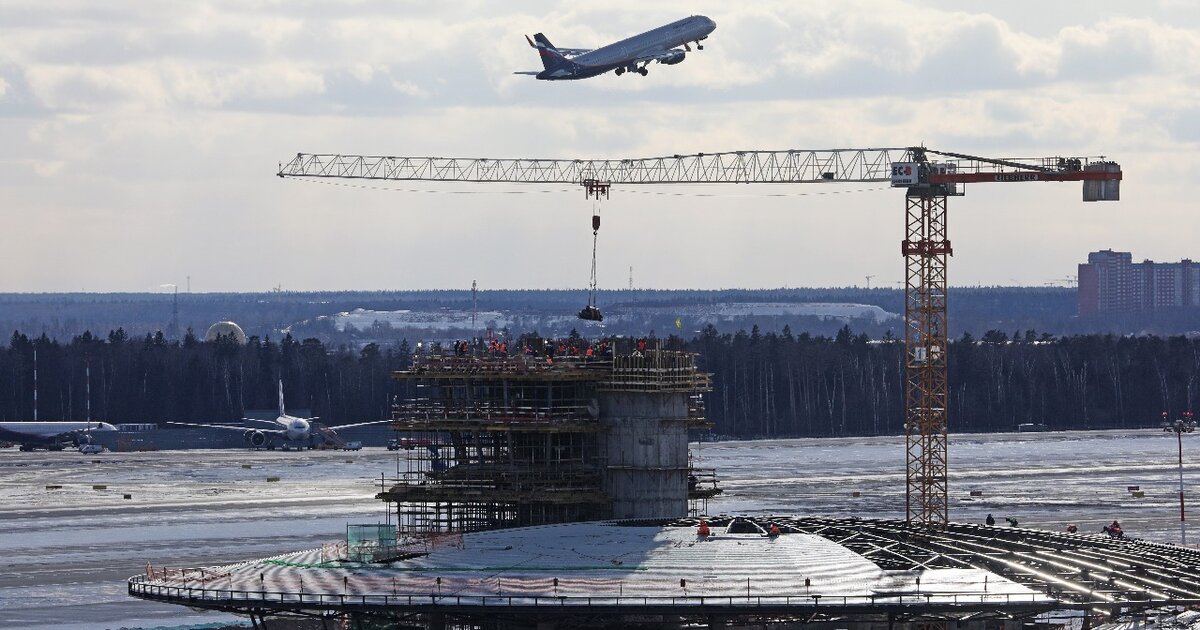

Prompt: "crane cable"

[588,199,600,308]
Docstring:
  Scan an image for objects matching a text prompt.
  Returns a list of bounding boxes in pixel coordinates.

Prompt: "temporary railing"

[391,400,603,425]
[397,355,611,380]
[130,575,1079,612]
[601,350,712,393]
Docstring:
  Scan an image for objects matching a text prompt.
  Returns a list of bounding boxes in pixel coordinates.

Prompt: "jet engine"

[246,430,268,448]
[659,50,686,65]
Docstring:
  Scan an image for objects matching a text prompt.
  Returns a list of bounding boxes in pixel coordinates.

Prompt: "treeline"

[0,287,1080,343]
[1,326,1197,436]
[693,325,1200,437]
[0,330,410,424]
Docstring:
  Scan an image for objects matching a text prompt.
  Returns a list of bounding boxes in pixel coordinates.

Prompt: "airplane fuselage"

[282,416,310,442]
[169,380,389,450]
[242,414,311,446]
[0,421,117,449]
[538,16,716,80]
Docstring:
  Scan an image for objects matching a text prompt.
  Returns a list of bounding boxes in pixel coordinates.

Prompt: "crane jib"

[279,150,1122,190]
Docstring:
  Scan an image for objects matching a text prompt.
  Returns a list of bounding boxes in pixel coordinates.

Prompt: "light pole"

[1165,411,1195,545]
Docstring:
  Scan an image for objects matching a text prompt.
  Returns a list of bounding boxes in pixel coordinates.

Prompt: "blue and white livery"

[516,15,717,80]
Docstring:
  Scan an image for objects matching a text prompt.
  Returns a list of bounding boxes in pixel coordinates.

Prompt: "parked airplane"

[515,15,716,80]
[0,421,117,451]
[170,381,390,449]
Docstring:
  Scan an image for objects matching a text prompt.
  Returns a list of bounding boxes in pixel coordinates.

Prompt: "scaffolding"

[379,349,714,535]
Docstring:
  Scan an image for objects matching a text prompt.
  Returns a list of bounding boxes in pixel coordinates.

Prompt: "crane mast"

[279,147,1122,529]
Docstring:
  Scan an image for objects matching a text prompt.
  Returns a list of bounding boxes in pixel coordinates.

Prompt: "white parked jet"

[0,420,117,451]
[515,15,716,80]
[172,381,389,449]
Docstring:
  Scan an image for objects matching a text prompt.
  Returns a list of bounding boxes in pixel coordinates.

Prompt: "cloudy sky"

[3,1,1198,293]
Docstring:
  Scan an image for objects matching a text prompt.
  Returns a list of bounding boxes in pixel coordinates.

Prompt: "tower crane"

[278,146,1122,528]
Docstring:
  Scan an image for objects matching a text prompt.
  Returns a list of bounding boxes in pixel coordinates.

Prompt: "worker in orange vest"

[769,523,781,537]
[697,520,710,537]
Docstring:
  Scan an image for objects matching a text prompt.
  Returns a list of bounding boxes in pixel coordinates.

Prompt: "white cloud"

[1,1,1198,291]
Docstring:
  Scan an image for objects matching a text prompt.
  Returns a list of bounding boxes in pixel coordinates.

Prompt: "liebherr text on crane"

[278,146,1122,528]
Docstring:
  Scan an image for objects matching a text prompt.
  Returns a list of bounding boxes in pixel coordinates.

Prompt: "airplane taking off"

[515,15,716,80]
[171,381,389,449]
[0,421,117,451]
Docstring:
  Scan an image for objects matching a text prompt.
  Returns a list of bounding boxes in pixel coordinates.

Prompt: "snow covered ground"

[326,301,898,336]
[0,428,1194,629]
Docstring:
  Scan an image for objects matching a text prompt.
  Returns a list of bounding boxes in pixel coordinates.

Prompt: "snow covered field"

[326,301,898,337]
[0,429,1193,629]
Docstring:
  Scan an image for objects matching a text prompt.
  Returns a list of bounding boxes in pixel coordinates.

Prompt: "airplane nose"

[705,17,716,31]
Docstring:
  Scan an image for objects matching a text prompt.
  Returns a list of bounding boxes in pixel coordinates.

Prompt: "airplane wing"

[326,419,395,431]
[167,421,284,434]
[633,48,687,64]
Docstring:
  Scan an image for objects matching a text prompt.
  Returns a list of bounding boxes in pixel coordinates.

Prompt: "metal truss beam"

[278,148,914,185]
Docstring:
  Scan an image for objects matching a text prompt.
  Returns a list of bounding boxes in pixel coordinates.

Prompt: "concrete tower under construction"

[378,345,719,534]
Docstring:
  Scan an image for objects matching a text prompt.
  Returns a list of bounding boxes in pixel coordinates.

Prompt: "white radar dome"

[204,321,248,345]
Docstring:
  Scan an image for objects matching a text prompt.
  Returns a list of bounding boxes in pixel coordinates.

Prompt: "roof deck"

[129,516,1200,623]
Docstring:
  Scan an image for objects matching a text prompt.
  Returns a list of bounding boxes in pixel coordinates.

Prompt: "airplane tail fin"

[278,380,285,417]
[528,32,572,72]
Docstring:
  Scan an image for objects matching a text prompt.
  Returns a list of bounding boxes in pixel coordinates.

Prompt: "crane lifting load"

[578,209,603,322]
[278,147,1122,529]
[577,179,610,322]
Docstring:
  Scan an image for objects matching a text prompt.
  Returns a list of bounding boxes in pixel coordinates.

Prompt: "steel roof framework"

[129,516,1197,626]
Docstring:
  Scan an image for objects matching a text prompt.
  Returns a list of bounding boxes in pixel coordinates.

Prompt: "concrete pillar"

[599,392,689,519]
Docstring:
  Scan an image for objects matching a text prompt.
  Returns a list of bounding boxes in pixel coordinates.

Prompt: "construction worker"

[985,513,995,526]
[1066,524,1078,534]
[697,520,710,537]
[769,523,781,537]
[585,345,594,359]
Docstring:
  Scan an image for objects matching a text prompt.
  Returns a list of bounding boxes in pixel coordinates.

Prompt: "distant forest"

[2,326,1196,436]
[1,287,1196,345]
